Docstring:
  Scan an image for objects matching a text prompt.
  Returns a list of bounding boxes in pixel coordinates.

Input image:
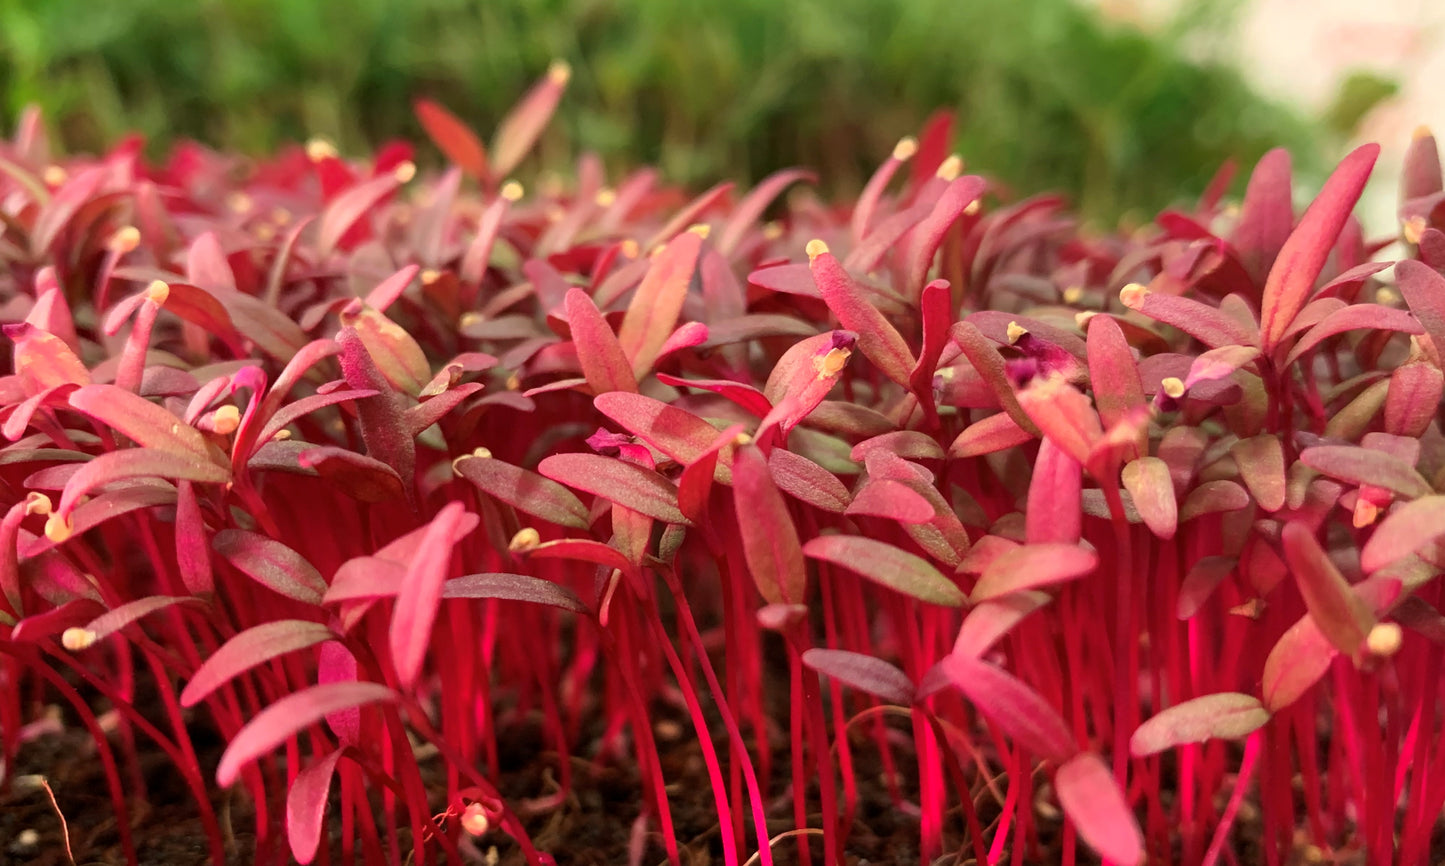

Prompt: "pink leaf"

[616,231,704,377]
[1361,495,1445,573]
[949,321,1038,435]
[905,175,987,293]
[491,61,570,179]
[1259,144,1379,352]
[391,502,470,689]
[1281,521,1375,655]
[221,291,309,363]
[846,479,933,524]
[55,449,227,518]
[212,530,328,605]
[1284,303,1424,367]
[1231,434,1287,512]
[942,654,1076,762]
[952,591,1050,657]
[324,556,407,603]
[644,181,733,252]
[1130,693,1270,757]
[287,748,346,864]
[442,572,590,613]
[297,446,406,504]
[701,314,816,347]
[748,262,820,298]
[1086,315,1147,451]
[317,173,403,258]
[181,620,336,707]
[802,535,964,606]
[1300,445,1432,500]
[972,543,1099,602]
[1262,612,1337,712]
[259,389,380,445]
[802,648,913,705]
[1026,440,1082,545]
[217,682,396,786]
[655,374,773,418]
[565,288,638,395]
[594,392,725,477]
[414,99,488,179]
[30,166,105,255]
[766,449,852,513]
[1385,361,1444,438]
[760,331,858,439]
[453,454,591,529]
[342,304,430,396]
[186,232,237,294]
[405,382,484,437]
[850,431,945,464]
[79,595,201,644]
[1118,283,1258,349]
[1176,556,1235,619]
[1055,752,1145,866]
[1121,456,1178,539]
[1016,375,1102,467]
[174,481,213,595]
[1396,259,1445,361]
[716,168,814,256]
[538,452,689,525]
[1230,148,1293,284]
[808,245,916,386]
[6,323,90,392]
[68,384,212,461]
[733,443,807,605]
[949,411,1033,458]
[523,538,635,575]
[10,598,107,644]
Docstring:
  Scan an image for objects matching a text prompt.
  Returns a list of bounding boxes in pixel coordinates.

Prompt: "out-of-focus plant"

[0,0,1323,222]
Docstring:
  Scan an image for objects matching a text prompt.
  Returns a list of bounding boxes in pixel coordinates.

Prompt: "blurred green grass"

[0,0,1334,222]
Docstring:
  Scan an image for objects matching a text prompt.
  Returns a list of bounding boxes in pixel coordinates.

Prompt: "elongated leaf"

[564,288,637,394]
[1179,479,1252,522]
[716,167,813,256]
[950,411,1033,457]
[523,538,634,574]
[760,331,858,438]
[453,454,590,529]
[733,444,806,605]
[1259,144,1379,352]
[1262,611,1337,712]
[905,175,987,293]
[491,61,569,179]
[442,572,589,613]
[414,99,487,178]
[213,530,327,605]
[802,648,913,705]
[1055,752,1145,866]
[11,598,107,643]
[222,291,310,363]
[1119,283,1258,349]
[317,174,401,259]
[950,321,1038,435]
[972,543,1098,602]
[288,747,346,864]
[594,392,724,476]
[78,595,200,645]
[56,449,227,517]
[616,230,703,377]
[324,556,407,603]
[1232,434,1287,512]
[809,246,916,386]
[1016,375,1102,467]
[1284,303,1424,367]
[846,479,933,524]
[952,591,1050,657]
[1231,148,1293,283]
[1086,315,1147,448]
[766,448,851,513]
[1130,693,1270,756]
[1385,361,1444,438]
[539,452,688,525]
[343,304,430,396]
[1281,521,1375,655]
[850,431,945,464]
[391,502,469,689]
[182,620,335,707]
[217,682,396,786]
[7,323,90,391]
[1396,259,1445,361]
[68,385,211,460]
[1361,495,1445,573]
[259,389,379,444]
[943,654,1076,762]
[803,535,963,606]
[297,447,405,504]
[1026,440,1082,545]
[1300,445,1432,499]
[656,373,773,418]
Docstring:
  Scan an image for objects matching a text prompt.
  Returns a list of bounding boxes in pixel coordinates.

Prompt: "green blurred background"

[0,0,1394,223]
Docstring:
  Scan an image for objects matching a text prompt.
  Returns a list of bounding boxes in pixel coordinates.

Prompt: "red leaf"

[972,543,1098,602]
[1118,283,1258,349]
[10,598,107,644]
[656,374,772,418]
[802,648,913,706]
[68,384,212,461]
[717,168,813,256]
[1281,521,1375,655]
[1231,434,1287,512]
[538,452,689,525]
[942,654,1076,762]
[1026,440,1082,545]
[31,166,105,255]
[342,304,430,396]
[186,232,237,294]
[453,454,591,529]
[323,556,407,603]
[952,591,1050,658]
[766,449,852,513]
[733,444,807,605]
[217,682,397,786]
[1259,144,1379,353]
[55,449,227,518]
[645,182,733,252]
[1361,495,1445,573]
[1055,752,1145,866]
[297,446,406,504]
[594,391,722,475]
[1016,375,1102,467]
[414,99,488,179]
[405,383,484,437]
[491,61,570,179]
[949,411,1033,457]
[808,245,916,386]
[760,331,858,438]
[905,175,987,294]
[1262,612,1337,712]
[317,173,403,258]
[259,389,379,445]
[221,291,310,363]
[80,595,200,644]
[1130,693,1270,757]
[181,620,336,707]
[1299,445,1432,499]
[173,481,212,595]
[802,535,963,606]
[1230,148,1293,284]
[442,572,590,613]
[1086,314,1147,452]
[846,479,933,524]
[950,322,1038,435]
[212,530,328,605]
[287,748,346,864]
[523,539,634,575]
[1284,303,1424,367]
[391,502,470,689]
[1385,361,1444,438]
[565,288,637,395]
[1396,259,1445,362]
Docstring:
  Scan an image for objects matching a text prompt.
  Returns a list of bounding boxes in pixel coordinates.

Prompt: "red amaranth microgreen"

[1,66,1443,866]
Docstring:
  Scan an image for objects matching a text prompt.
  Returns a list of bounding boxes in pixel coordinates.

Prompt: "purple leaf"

[391,502,470,689]
[942,653,1076,762]
[802,648,913,705]
[212,530,328,605]
[1130,693,1270,756]
[1284,303,1424,367]
[1281,521,1375,655]
[216,682,397,786]
[1259,144,1379,352]
[971,543,1099,602]
[287,748,346,864]
[616,230,703,377]
[733,444,807,605]
[1054,752,1145,866]
[181,620,335,706]
[538,452,689,525]
[442,572,590,613]
[337,328,415,505]
[453,453,591,529]
[803,535,964,606]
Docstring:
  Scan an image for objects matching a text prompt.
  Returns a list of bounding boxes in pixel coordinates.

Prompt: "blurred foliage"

[0,0,1328,222]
